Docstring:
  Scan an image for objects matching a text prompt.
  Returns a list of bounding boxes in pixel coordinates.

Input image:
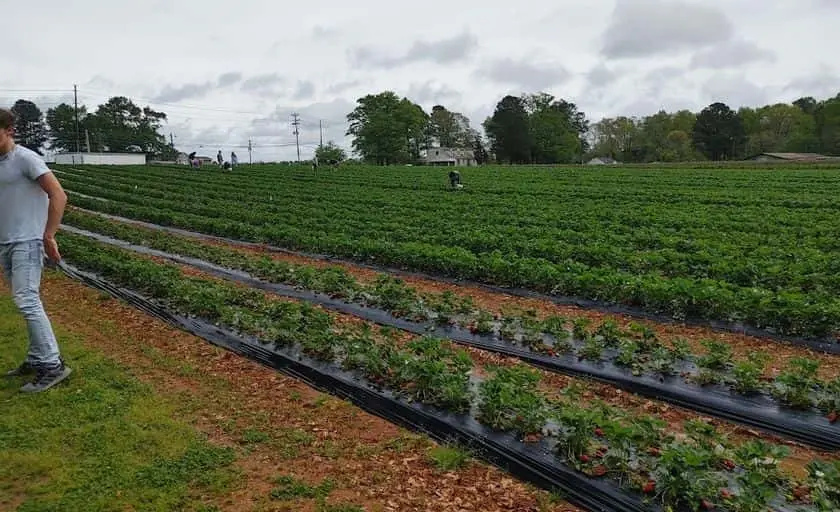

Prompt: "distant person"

[0,108,72,393]
[231,151,238,167]
[188,151,199,169]
[217,150,223,166]
[223,161,232,171]
[312,155,319,172]
[449,170,462,189]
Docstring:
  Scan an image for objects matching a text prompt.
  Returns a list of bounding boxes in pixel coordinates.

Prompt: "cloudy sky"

[2,0,837,161]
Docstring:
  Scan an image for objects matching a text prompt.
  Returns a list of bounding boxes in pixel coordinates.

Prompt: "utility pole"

[85,129,91,152]
[291,113,301,163]
[73,84,81,154]
[170,133,174,146]
[248,138,253,164]
[319,120,324,147]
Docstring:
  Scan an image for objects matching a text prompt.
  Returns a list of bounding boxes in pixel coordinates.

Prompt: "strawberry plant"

[816,378,840,416]
[556,408,600,461]
[807,460,840,511]
[473,310,495,335]
[628,323,659,352]
[732,352,770,395]
[670,337,692,360]
[579,336,605,362]
[595,318,624,347]
[773,357,819,409]
[572,317,593,340]
[478,366,548,436]
[653,442,725,510]
[697,339,733,371]
[616,340,639,367]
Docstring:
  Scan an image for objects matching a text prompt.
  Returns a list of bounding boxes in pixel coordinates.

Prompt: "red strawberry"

[591,465,607,477]
[722,459,736,471]
[828,411,838,423]
[594,428,605,437]
[701,499,715,510]
[642,480,656,494]
[720,489,732,499]
[579,454,590,463]
[647,447,661,457]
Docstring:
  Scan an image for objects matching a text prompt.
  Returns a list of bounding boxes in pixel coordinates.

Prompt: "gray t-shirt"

[0,145,50,244]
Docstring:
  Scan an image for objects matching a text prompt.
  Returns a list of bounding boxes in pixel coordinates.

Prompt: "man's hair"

[0,108,15,130]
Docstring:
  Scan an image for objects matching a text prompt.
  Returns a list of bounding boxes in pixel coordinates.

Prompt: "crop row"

[56,165,840,338]
[63,186,840,340]
[56,230,840,512]
[63,209,840,418]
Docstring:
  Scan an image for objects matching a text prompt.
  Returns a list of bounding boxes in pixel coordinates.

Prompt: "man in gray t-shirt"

[0,108,71,393]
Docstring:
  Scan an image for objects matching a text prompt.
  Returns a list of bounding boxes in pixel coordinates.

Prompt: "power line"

[291,112,301,162]
[73,84,81,154]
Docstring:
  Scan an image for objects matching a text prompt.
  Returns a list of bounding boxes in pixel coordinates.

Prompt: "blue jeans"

[0,240,61,367]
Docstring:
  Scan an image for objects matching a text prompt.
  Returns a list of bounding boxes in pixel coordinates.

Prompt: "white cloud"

[690,40,776,69]
[602,0,733,58]
[3,0,838,160]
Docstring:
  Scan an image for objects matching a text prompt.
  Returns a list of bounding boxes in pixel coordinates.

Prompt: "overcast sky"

[2,0,838,161]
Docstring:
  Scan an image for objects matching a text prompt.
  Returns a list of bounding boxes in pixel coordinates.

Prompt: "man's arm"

[37,172,67,262]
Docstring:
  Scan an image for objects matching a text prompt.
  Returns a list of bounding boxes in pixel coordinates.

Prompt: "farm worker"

[312,154,319,172]
[217,150,223,166]
[0,108,72,393]
[449,170,461,189]
[231,151,238,167]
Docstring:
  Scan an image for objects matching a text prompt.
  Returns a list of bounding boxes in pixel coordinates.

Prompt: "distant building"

[747,152,837,162]
[423,147,477,167]
[587,156,620,165]
[54,152,146,165]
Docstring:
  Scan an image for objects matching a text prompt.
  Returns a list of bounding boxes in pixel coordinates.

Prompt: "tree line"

[345,91,840,164]
[6,97,176,158]
[7,88,840,165]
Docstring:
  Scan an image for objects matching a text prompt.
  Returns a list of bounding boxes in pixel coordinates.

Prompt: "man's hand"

[44,235,61,263]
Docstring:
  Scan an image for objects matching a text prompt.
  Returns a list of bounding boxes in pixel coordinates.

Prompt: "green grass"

[269,475,335,500]
[427,445,471,471]
[0,297,238,511]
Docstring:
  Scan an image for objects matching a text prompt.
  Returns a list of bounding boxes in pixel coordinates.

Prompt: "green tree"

[793,97,818,116]
[472,135,489,165]
[692,102,746,160]
[46,103,86,152]
[315,141,347,162]
[428,105,474,148]
[815,94,840,156]
[521,93,587,164]
[741,103,819,155]
[86,96,169,155]
[346,91,428,164]
[483,95,531,164]
[663,130,694,161]
[590,116,643,162]
[11,99,47,153]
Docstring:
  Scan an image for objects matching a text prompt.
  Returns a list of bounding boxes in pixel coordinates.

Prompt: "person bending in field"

[0,108,72,393]
[449,170,462,189]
